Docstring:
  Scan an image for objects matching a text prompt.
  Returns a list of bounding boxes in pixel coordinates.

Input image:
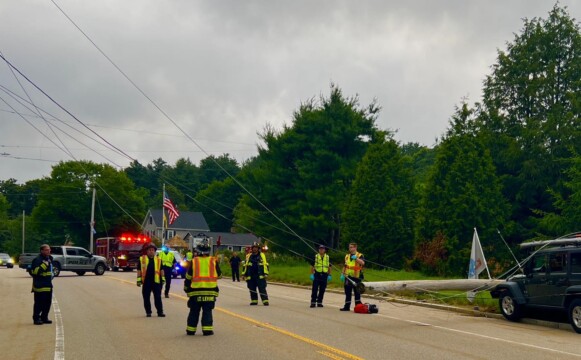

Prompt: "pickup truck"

[19,246,108,277]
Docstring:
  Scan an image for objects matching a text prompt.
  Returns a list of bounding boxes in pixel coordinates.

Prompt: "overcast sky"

[1,1,579,183]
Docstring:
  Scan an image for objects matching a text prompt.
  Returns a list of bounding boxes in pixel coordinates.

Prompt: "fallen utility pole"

[361,279,504,294]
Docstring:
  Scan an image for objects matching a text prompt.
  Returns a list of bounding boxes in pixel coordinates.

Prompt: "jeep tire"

[568,299,581,334]
[499,293,522,321]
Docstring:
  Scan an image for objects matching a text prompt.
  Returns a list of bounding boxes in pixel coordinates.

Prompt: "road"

[2,267,581,360]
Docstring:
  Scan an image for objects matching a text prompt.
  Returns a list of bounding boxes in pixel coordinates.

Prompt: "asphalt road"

[2,267,581,360]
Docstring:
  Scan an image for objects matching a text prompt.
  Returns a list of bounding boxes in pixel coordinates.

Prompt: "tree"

[193,177,242,232]
[479,5,581,241]
[199,154,240,188]
[418,104,509,275]
[31,161,146,248]
[341,136,416,268]
[234,85,380,253]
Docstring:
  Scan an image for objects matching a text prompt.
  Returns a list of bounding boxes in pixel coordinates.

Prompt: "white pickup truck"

[19,246,108,276]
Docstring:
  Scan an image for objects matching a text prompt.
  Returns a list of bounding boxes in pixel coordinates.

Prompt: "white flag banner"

[468,228,490,279]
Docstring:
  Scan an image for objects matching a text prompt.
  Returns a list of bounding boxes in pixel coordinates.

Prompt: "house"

[142,209,210,248]
[207,232,260,253]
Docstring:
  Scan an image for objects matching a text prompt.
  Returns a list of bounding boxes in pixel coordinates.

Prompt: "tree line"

[1,5,580,276]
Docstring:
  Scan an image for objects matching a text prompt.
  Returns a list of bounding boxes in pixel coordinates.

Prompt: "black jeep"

[490,234,581,333]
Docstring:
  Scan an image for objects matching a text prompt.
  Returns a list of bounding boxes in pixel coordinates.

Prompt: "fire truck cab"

[95,234,150,272]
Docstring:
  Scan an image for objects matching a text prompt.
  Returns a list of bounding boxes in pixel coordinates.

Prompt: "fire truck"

[95,234,150,272]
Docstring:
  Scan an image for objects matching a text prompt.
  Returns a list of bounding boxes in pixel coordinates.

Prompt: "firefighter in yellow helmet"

[137,243,166,317]
[184,240,221,336]
[242,242,269,305]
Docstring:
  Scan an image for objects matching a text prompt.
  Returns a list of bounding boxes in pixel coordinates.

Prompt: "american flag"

[163,191,180,225]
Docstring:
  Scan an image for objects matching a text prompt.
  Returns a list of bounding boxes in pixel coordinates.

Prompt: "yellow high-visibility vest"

[186,256,219,298]
[344,252,363,278]
[139,255,163,284]
[159,251,175,267]
[313,254,330,273]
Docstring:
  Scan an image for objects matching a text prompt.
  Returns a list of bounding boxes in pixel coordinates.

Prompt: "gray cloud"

[1,0,578,183]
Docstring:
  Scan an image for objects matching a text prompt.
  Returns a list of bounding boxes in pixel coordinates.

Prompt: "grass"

[216,252,500,313]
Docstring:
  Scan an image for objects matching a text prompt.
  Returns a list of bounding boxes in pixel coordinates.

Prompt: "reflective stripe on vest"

[190,256,218,289]
[140,255,162,283]
[344,252,363,277]
[314,254,330,273]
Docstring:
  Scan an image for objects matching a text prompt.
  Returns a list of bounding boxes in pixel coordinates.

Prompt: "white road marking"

[52,295,65,360]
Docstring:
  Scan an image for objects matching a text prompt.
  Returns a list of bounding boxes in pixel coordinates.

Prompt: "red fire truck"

[95,234,150,272]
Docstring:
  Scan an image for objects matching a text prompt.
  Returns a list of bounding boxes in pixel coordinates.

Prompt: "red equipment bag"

[354,303,379,314]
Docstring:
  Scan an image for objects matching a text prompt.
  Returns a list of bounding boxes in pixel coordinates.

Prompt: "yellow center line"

[106,275,364,360]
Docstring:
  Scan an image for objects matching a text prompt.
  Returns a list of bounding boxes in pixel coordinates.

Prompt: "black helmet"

[251,242,261,249]
[143,242,157,251]
[196,240,211,255]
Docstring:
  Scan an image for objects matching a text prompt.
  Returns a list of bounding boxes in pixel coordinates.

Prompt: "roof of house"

[207,232,259,246]
[148,209,210,231]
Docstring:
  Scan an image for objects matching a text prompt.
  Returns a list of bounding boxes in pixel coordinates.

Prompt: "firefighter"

[184,241,221,336]
[30,244,54,325]
[159,246,176,298]
[242,242,269,306]
[310,244,331,308]
[339,242,365,311]
[137,243,166,317]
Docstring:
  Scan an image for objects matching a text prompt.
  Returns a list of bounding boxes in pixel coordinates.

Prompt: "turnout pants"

[33,290,53,321]
[246,278,269,304]
[142,282,163,315]
[187,296,215,334]
[343,276,362,309]
[231,266,240,281]
[310,272,328,305]
[162,266,172,295]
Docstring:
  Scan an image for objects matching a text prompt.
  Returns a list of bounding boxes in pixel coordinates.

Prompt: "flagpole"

[161,183,165,246]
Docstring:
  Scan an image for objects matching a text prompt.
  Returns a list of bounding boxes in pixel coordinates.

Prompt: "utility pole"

[90,187,96,253]
[22,210,25,253]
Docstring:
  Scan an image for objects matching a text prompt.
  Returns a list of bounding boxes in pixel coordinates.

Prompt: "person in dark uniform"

[242,243,269,305]
[229,252,241,282]
[310,245,332,308]
[30,244,54,325]
[184,241,221,336]
[340,243,365,311]
[137,243,165,317]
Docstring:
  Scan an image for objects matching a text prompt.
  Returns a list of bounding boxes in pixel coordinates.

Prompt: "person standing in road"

[340,243,365,312]
[229,252,241,282]
[310,245,332,308]
[184,241,221,336]
[137,243,166,317]
[159,246,176,298]
[242,242,269,306]
[30,244,54,325]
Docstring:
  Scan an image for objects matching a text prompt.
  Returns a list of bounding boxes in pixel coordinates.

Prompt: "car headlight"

[9,259,14,264]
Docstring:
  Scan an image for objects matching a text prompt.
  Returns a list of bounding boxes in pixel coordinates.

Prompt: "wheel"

[7,264,13,269]
[76,271,86,276]
[568,299,581,334]
[94,263,106,276]
[499,292,522,321]
[124,267,133,272]
[112,267,119,272]
[52,263,61,277]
